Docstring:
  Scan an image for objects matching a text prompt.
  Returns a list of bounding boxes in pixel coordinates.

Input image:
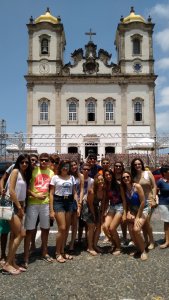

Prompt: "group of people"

[0,151,169,275]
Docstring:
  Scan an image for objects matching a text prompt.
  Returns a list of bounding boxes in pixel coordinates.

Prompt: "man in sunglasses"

[24,153,54,267]
[87,153,102,179]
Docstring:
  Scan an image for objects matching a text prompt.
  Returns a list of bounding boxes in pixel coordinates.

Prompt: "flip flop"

[62,253,73,260]
[2,268,21,275]
[42,254,53,263]
[56,254,66,263]
[21,262,28,269]
[87,249,98,256]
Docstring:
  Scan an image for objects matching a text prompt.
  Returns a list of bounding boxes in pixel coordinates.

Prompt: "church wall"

[69,60,112,75]
[32,84,56,125]
[125,62,149,74]
[126,84,150,124]
[61,125,122,156]
[61,84,121,125]
[32,125,56,153]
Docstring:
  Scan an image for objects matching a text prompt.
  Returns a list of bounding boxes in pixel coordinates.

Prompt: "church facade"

[25,7,157,157]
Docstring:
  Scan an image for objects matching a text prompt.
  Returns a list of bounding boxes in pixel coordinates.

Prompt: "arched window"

[134,101,142,121]
[133,38,140,55]
[131,34,142,56]
[39,35,51,56]
[41,38,48,54]
[40,101,48,121]
[106,102,114,121]
[87,101,95,121]
[69,102,77,121]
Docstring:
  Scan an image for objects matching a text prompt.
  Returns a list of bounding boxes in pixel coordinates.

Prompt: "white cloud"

[156,86,169,106]
[150,3,169,19]
[156,75,167,87]
[155,29,169,52]
[156,58,169,70]
[156,110,169,131]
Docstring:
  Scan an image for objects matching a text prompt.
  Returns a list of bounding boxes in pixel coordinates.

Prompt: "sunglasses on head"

[40,158,49,162]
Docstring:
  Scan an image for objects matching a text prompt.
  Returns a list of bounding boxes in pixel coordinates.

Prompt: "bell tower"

[115,7,154,75]
[25,8,66,152]
[27,8,66,76]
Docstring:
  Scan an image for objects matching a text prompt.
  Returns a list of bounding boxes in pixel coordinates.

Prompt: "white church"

[25,7,157,157]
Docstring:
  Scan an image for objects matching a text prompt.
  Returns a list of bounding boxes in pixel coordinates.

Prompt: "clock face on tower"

[39,60,49,74]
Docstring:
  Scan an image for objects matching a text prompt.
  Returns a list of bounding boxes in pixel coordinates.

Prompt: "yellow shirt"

[28,166,54,205]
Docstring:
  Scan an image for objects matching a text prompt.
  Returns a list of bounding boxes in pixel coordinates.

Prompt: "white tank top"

[7,171,27,202]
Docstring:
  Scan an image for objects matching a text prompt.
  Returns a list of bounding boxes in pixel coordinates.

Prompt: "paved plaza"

[0,209,168,300]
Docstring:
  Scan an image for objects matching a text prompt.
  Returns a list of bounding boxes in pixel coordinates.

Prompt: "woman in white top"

[2,154,32,275]
[50,160,77,263]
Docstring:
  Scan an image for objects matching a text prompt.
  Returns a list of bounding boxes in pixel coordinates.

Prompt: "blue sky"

[1,0,169,134]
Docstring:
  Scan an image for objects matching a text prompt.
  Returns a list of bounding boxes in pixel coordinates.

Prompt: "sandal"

[21,262,28,269]
[62,253,73,260]
[87,249,98,256]
[2,267,21,275]
[42,254,53,263]
[112,249,121,256]
[140,251,148,261]
[56,254,66,263]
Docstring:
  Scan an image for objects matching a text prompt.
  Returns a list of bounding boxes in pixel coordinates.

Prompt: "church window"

[40,101,48,121]
[134,101,142,121]
[39,35,51,56]
[87,101,95,121]
[41,38,48,54]
[106,102,114,121]
[69,102,77,121]
[131,34,142,56]
[133,38,140,55]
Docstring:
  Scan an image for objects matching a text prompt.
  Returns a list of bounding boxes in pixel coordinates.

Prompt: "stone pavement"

[0,209,168,300]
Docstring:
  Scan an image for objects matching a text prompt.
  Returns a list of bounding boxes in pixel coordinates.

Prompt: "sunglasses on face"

[83,168,90,171]
[115,165,122,168]
[62,164,69,169]
[31,159,38,163]
[40,158,49,163]
[20,161,29,165]
[122,175,130,179]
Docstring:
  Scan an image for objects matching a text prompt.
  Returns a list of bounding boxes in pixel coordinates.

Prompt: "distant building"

[25,7,157,156]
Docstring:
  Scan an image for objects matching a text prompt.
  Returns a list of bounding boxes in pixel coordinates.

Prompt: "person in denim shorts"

[102,169,126,256]
[50,160,77,263]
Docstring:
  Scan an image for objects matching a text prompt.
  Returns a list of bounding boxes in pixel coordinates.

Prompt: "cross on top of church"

[85,28,96,41]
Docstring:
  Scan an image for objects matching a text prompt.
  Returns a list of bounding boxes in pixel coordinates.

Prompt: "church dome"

[122,7,145,24]
[35,8,59,24]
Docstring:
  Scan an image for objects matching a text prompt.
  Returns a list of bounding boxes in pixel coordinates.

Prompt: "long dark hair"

[121,171,133,192]
[14,154,32,184]
[70,160,79,178]
[103,169,119,192]
[58,160,71,175]
[131,158,145,178]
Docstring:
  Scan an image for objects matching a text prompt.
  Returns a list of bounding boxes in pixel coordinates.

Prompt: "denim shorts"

[53,195,74,213]
[107,203,123,215]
